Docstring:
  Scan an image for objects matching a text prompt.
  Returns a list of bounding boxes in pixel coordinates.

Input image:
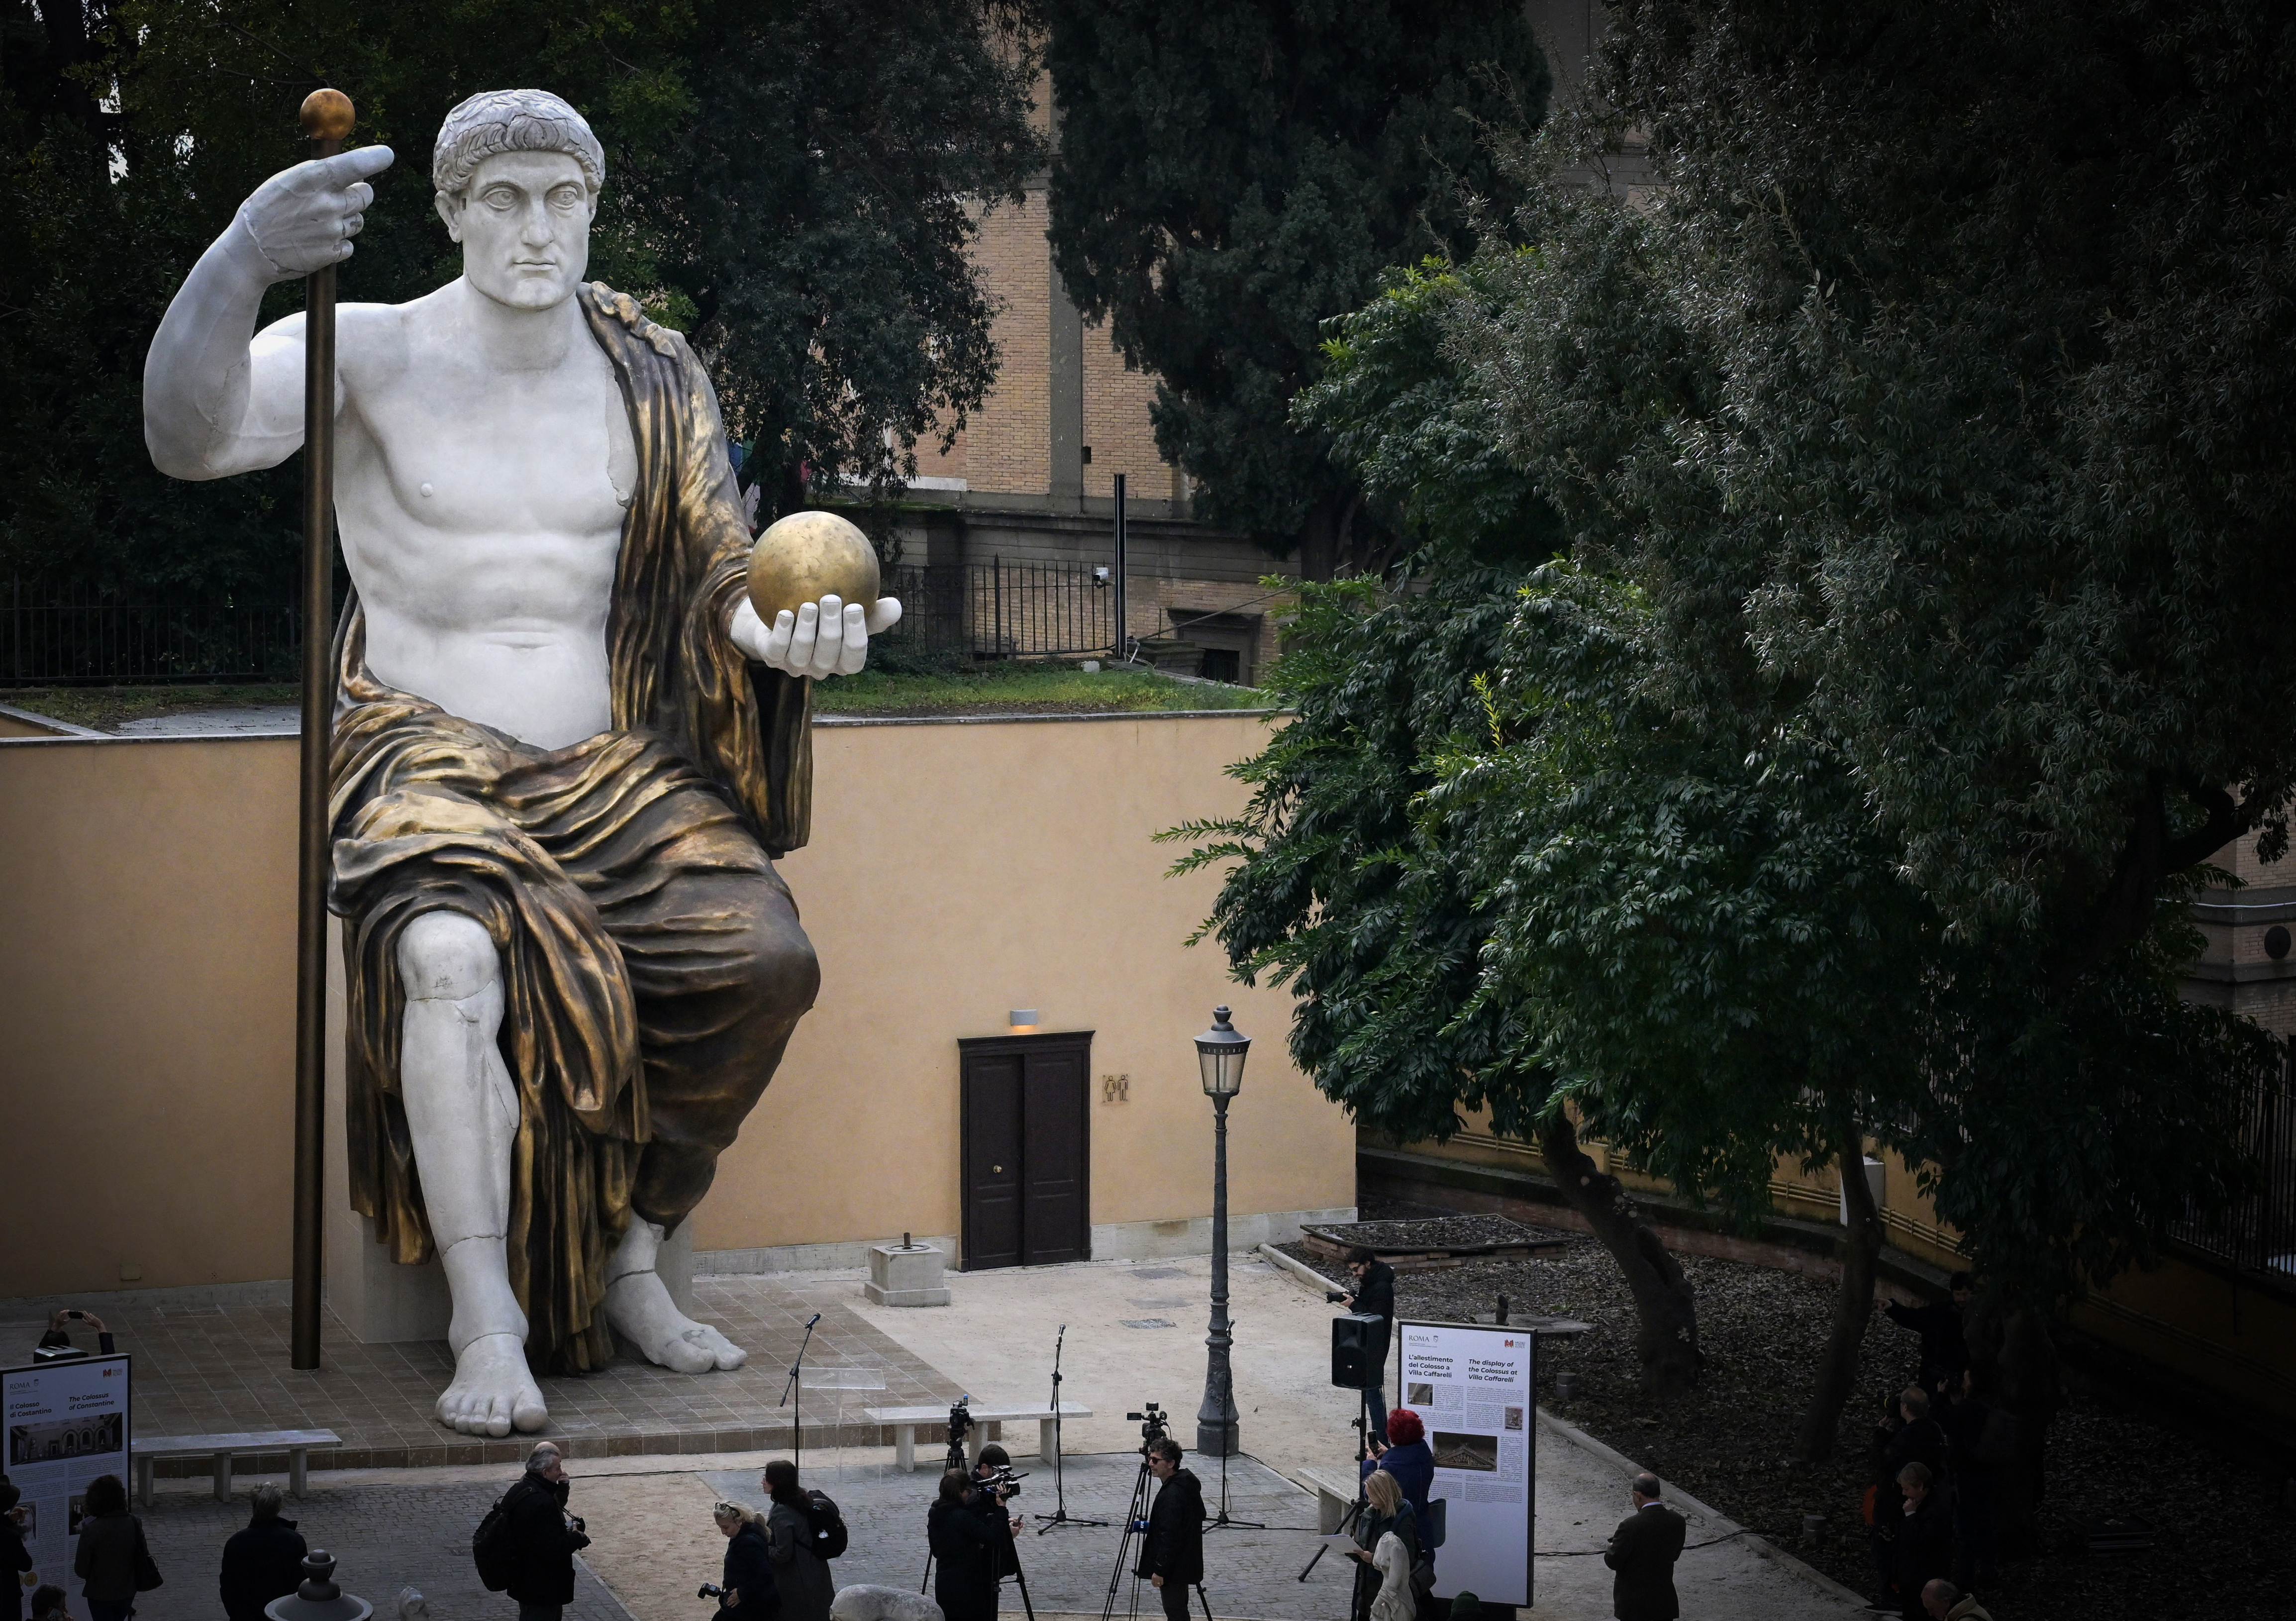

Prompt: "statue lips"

[746,509,881,622]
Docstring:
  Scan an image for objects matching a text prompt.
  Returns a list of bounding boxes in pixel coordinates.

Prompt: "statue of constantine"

[143,90,898,1436]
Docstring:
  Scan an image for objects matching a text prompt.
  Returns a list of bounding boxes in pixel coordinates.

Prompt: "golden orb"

[300,88,357,143]
[746,510,882,623]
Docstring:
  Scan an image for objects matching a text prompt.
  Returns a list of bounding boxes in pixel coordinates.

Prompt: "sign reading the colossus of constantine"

[1397,1321,1536,1608]
[3,1356,132,1590]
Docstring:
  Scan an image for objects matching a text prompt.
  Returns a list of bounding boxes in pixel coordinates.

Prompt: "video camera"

[948,1395,975,1448]
[1125,1401,1169,1450]
[980,1464,1028,1501]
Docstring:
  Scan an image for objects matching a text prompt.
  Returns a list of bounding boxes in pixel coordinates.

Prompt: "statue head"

[432,89,605,312]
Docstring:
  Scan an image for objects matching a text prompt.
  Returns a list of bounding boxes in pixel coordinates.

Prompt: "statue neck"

[451,278,584,373]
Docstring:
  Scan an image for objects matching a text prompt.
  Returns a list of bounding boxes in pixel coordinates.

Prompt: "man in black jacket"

[1603,1474,1686,1621]
[503,1442,591,1621]
[1885,1276,1973,1407]
[219,1483,308,1621]
[1343,1248,1397,1439]
[1134,1439,1203,1621]
[1892,1465,1954,1621]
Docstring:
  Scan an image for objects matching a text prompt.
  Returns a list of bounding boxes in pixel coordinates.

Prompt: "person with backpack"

[711,1503,777,1621]
[762,1461,833,1621]
[481,1442,591,1621]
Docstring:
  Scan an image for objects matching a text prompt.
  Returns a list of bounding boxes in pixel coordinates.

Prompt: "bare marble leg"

[397,911,547,1436]
[602,1217,746,1373]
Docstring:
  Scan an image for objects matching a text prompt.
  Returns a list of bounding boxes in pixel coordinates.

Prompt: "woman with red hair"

[1362,1409,1436,1581]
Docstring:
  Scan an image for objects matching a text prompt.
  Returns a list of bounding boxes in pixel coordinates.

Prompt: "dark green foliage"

[0,0,1039,594]
[1175,0,2296,1311]
[1041,0,1546,574]
[1292,258,1556,570]
[1459,0,2296,961]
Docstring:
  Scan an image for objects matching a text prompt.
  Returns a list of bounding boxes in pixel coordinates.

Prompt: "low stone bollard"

[865,1236,949,1307]
[832,1584,945,1621]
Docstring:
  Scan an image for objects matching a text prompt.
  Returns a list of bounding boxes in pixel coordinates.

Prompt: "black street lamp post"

[1194,1005,1250,1457]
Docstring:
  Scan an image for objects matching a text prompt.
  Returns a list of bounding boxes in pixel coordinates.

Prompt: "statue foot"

[436,1331,549,1436]
[603,1266,747,1373]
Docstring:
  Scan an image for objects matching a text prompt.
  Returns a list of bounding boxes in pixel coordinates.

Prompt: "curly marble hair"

[432,89,604,199]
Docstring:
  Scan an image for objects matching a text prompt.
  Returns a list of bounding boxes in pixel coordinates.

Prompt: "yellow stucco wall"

[0,713,1353,1298]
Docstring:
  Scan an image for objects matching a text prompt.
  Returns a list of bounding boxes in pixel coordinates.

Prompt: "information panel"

[3,1356,132,1591]
[1395,1321,1534,1608]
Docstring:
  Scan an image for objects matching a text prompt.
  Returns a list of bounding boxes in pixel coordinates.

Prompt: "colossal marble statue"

[143,90,898,1436]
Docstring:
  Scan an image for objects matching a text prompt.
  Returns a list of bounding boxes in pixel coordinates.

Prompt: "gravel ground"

[1283,1196,2294,1621]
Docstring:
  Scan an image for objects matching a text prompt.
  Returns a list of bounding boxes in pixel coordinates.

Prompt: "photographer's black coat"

[929,1496,1000,1621]
[1136,1468,1205,1587]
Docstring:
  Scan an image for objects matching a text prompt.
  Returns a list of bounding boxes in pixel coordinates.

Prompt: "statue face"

[437,149,595,311]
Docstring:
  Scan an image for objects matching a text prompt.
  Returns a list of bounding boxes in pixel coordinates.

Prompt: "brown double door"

[958,1031,1092,1269]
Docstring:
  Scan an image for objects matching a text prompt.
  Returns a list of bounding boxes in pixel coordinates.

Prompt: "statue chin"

[470,268,582,311]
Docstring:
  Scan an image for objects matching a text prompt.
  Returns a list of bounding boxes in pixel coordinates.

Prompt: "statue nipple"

[419,482,434,498]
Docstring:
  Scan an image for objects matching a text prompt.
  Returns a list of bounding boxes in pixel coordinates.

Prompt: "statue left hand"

[729,594,903,679]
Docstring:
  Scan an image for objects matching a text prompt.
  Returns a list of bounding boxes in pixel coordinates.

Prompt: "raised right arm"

[143,146,393,479]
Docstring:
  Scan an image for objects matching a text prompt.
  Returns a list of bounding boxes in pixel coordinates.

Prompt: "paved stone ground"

[699,1450,1353,1621]
[124,1480,632,1621]
[0,1274,945,1472]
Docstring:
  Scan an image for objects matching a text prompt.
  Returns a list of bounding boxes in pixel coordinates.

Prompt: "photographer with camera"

[707,1503,776,1621]
[496,1442,590,1621]
[929,1470,1001,1621]
[1336,1249,1396,1438]
[1134,1439,1204,1621]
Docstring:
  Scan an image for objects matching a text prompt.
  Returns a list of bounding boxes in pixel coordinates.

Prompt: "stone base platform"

[101,1272,954,1476]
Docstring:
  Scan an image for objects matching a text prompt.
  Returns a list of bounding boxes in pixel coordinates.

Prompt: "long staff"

[291,86,355,1372]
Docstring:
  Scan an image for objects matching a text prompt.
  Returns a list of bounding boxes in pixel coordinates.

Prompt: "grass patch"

[812,659,1270,716]
[1,665,1269,730]
[1,684,299,732]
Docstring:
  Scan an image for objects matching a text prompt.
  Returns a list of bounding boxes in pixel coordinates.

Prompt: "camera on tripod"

[1125,1400,1168,1450]
[947,1395,975,1447]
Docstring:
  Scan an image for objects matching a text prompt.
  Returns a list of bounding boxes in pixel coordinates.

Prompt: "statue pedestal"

[863,1241,948,1307]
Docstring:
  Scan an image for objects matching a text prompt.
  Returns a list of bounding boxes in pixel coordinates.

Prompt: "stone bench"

[132,1429,341,1506]
[1297,1464,1362,1534]
[863,1404,1092,1473]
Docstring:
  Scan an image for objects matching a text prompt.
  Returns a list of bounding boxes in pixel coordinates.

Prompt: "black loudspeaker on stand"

[1299,1313,1386,1583]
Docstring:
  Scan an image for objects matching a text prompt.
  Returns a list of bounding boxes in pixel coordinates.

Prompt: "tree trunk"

[1991,1308,2063,1556]
[1797,1125,1884,1460]
[1296,495,1341,582]
[1538,1115,1703,1397]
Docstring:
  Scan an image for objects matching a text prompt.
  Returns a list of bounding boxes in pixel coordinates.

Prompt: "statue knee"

[738,900,818,1016]
[398,910,501,1003]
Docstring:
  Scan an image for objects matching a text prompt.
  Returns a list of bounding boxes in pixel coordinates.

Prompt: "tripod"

[1202,1420,1265,1533]
[921,1403,1039,1621]
[1298,1383,1372,1582]
[1097,1445,1158,1621]
[1039,1324,1107,1534]
[779,1312,821,1474]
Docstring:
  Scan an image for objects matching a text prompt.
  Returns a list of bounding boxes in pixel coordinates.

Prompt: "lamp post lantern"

[1194,1006,1249,1456]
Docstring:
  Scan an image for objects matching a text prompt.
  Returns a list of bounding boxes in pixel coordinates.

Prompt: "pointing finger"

[314,145,395,186]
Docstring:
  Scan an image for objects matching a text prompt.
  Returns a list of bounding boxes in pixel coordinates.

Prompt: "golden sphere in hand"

[746,510,882,623]
[300,88,356,142]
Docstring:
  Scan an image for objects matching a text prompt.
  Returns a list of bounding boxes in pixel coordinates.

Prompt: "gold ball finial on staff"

[299,88,356,145]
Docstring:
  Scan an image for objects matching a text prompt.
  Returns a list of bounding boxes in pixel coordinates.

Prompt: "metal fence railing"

[2169,1042,2296,1278]
[881,558,1114,660]
[5,558,1116,688]
[3,580,302,687]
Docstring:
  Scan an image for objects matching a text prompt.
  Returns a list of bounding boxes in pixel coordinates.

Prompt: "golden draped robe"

[330,283,814,1373]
